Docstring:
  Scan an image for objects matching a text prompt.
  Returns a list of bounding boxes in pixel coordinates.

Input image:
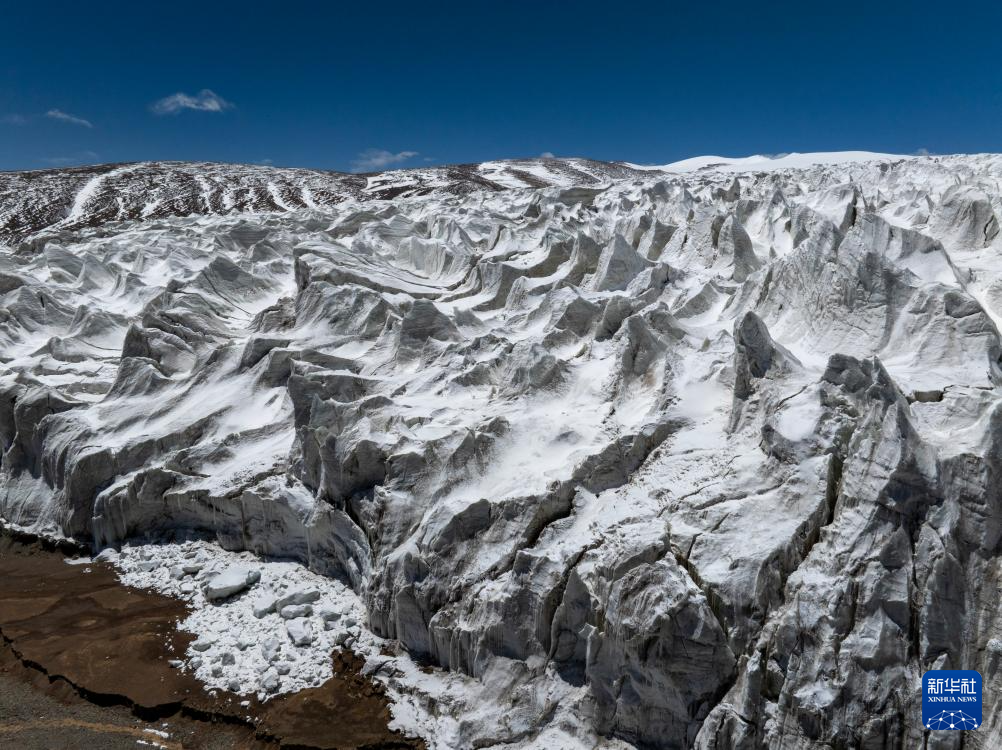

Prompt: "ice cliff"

[3,152,1002,748]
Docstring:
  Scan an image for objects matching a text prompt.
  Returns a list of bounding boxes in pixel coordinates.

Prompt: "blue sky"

[2,1,1001,172]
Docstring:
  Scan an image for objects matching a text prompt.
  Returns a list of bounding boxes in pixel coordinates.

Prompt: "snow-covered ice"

[6,151,1002,748]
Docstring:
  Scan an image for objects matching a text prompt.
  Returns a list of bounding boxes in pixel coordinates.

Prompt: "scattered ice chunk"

[204,564,260,601]
[316,605,342,622]
[261,668,280,693]
[252,594,277,618]
[94,548,119,563]
[279,603,312,619]
[275,587,320,609]
[191,637,216,652]
[261,637,282,662]
[286,618,314,647]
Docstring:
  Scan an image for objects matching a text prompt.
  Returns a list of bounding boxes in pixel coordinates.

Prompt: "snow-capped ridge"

[628,149,910,173]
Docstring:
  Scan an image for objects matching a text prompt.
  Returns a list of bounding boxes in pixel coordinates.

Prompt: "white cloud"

[540,151,555,158]
[915,147,931,156]
[46,109,93,128]
[350,149,419,172]
[151,89,234,115]
[41,150,99,166]
[1,114,28,125]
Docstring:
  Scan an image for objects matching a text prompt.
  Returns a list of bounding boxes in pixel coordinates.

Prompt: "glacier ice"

[3,152,1002,748]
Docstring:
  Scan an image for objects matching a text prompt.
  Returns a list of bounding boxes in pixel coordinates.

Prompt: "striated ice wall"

[3,154,1002,748]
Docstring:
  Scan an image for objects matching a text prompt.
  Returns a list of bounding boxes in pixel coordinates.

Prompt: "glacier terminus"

[1,151,1001,749]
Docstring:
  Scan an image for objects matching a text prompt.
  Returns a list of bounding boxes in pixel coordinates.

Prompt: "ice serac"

[4,152,1002,749]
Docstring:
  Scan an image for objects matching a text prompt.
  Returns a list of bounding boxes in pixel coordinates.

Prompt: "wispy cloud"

[540,151,556,158]
[46,109,93,128]
[41,150,99,166]
[914,147,932,156]
[151,89,233,115]
[6,110,94,127]
[351,149,419,172]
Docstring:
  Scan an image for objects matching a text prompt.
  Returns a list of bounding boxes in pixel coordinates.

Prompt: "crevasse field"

[2,151,1002,748]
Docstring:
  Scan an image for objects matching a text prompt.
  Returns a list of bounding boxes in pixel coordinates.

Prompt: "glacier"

[2,152,1002,748]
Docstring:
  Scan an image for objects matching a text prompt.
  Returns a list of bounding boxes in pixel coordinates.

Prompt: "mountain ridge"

[0,152,911,246]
